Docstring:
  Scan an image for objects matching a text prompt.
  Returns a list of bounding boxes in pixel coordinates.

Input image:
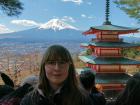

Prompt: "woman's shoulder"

[78,88,94,105]
[20,90,40,105]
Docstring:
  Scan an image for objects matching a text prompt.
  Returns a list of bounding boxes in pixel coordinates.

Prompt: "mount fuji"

[0,18,138,45]
[39,19,78,30]
[0,19,89,43]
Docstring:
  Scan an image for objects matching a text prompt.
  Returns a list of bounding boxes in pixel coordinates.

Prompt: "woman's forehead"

[47,55,68,60]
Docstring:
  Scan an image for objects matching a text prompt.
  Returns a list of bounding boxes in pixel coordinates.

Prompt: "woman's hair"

[115,72,140,105]
[37,45,87,105]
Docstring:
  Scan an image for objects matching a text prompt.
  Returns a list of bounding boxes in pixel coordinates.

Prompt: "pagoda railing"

[96,69,126,73]
[92,53,122,57]
[101,84,125,90]
[92,38,123,42]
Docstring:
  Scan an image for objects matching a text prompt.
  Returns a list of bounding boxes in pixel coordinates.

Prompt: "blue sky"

[0,0,139,33]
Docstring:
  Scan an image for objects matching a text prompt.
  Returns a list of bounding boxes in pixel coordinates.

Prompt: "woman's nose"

[54,63,61,70]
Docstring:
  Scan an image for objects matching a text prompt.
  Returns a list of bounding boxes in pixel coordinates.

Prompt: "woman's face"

[45,59,69,89]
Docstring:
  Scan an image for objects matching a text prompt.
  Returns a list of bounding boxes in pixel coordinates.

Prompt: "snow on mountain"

[39,19,78,30]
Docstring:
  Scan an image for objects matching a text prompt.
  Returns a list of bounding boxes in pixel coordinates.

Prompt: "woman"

[20,45,93,105]
[114,72,140,105]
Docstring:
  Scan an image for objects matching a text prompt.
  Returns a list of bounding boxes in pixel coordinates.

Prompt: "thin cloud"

[87,2,92,5]
[81,14,86,18]
[88,16,94,19]
[61,16,76,23]
[81,14,94,19]
[11,19,40,27]
[0,24,14,34]
[62,0,83,5]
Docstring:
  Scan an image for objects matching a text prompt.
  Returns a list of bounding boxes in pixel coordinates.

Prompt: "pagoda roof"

[81,42,140,48]
[95,73,131,84]
[77,68,130,84]
[79,55,140,65]
[83,24,139,35]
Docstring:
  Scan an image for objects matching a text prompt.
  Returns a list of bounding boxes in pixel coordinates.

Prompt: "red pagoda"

[79,0,140,98]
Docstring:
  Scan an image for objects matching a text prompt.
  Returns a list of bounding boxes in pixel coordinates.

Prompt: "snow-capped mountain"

[39,19,78,30]
[1,18,139,44]
[0,19,89,43]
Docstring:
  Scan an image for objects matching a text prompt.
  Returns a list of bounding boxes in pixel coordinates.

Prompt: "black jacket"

[20,88,93,105]
[90,92,106,105]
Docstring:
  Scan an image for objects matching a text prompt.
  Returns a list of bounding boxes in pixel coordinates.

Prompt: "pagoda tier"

[80,42,140,57]
[79,67,130,97]
[78,68,130,84]
[83,25,139,35]
[96,72,130,91]
[83,25,139,42]
[79,55,140,74]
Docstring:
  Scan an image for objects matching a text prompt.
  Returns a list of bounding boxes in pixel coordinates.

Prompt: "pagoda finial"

[103,0,111,25]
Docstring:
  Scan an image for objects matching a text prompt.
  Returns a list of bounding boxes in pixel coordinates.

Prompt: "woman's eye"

[59,61,66,64]
[47,61,67,65]
[47,61,55,64]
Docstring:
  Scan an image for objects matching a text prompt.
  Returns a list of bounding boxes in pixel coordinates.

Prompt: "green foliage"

[72,53,85,68]
[86,48,93,55]
[122,48,140,58]
[114,0,140,23]
[0,0,23,16]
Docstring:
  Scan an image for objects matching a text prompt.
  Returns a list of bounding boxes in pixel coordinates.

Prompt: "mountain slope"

[0,19,89,43]
[0,28,87,42]
[39,19,78,30]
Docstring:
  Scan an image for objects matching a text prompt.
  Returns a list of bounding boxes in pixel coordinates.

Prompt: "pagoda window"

[96,65,125,73]
[95,48,121,57]
[102,31,118,35]
[96,32,121,42]
[99,34,118,39]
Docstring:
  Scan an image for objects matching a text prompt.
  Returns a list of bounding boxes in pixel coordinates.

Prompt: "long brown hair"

[38,45,88,105]
[115,72,140,105]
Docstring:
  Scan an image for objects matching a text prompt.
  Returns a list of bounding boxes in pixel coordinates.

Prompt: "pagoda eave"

[79,56,140,65]
[95,73,131,84]
[81,42,140,48]
[83,29,139,35]
[77,67,96,75]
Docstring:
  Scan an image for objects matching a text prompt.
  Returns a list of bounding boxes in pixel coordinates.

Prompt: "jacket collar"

[37,86,63,97]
